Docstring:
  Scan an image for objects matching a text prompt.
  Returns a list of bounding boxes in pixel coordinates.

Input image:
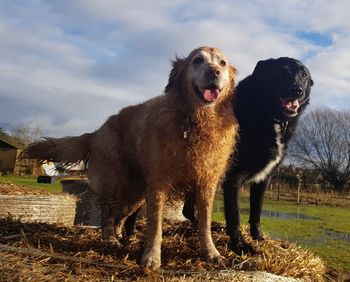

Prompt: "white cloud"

[0,0,349,136]
[253,0,350,32]
[306,34,350,109]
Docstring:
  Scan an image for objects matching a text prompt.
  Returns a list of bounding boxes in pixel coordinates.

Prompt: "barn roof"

[0,131,24,149]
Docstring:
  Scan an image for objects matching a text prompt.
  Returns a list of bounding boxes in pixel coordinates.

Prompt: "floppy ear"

[165,57,186,93]
[252,59,275,77]
[229,65,238,88]
[310,78,314,86]
[229,65,237,77]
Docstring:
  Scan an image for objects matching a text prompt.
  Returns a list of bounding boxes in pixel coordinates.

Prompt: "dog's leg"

[114,181,146,238]
[114,201,144,238]
[249,177,270,240]
[100,194,136,243]
[140,187,167,269]
[100,199,120,244]
[124,207,142,237]
[223,171,253,254]
[182,191,197,225]
[121,179,147,237]
[196,184,221,263]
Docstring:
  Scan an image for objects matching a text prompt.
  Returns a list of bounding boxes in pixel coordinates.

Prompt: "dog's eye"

[301,71,308,78]
[220,60,227,67]
[192,56,204,65]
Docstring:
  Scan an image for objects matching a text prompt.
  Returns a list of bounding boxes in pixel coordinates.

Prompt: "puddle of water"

[265,229,350,245]
[324,229,350,243]
[213,205,350,244]
[239,208,320,220]
[214,206,319,220]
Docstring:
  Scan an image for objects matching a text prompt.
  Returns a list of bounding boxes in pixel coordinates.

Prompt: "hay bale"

[138,201,187,222]
[61,179,90,194]
[61,179,101,226]
[61,179,186,226]
[74,190,101,226]
[163,201,187,221]
[0,194,77,226]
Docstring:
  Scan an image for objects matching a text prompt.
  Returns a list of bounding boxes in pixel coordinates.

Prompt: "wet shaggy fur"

[183,57,313,253]
[23,47,239,268]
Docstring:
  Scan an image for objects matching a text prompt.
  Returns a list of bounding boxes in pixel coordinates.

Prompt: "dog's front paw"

[250,223,264,241]
[230,239,255,255]
[208,254,224,265]
[202,248,223,264]
[102,227,122,244]
[140,251,161,269]
[103,236,123,248]
[229,231,255,255]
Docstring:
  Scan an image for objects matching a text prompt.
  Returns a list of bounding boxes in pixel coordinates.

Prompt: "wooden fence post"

[296,174,301,204]
[330,189,333,206]
[277,184,280,201]
[270,182,273,199]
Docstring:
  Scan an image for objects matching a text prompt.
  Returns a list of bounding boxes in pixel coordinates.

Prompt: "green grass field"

[213,194,350,272]
[0,175,62,193]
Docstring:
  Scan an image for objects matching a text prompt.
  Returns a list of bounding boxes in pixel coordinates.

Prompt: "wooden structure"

[0,131,39,175]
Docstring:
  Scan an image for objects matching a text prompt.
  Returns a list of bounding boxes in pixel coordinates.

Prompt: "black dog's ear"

[252,59,275,78]
[165,57,186,93]
[310,78,314,86]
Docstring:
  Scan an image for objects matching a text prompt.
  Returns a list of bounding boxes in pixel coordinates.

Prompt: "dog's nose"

[206,66,220,78]
[293,86,304,97]
[213,68,220,76]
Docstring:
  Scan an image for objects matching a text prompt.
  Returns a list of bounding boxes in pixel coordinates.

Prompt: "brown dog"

[23,46,239,268]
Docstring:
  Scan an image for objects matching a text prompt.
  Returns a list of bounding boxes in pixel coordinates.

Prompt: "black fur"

[184,57,313,253]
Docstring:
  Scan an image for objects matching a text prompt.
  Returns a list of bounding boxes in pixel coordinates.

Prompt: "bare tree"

[10,122,43,146]
[289,108,350,192]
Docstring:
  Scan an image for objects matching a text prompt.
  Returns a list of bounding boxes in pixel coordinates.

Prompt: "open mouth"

[194,84,220,103]
[279,97,301,116]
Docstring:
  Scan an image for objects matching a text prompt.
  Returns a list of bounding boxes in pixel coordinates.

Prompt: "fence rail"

[266,184,350,207]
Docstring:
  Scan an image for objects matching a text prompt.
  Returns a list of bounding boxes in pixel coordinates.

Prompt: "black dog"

[183,57,313,253]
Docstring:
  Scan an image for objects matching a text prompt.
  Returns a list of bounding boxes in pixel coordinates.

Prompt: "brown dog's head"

[165,47,237,107]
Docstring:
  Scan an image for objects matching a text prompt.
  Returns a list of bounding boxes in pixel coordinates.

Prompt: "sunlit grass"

[0,175,62,193]
[212,193,350,272]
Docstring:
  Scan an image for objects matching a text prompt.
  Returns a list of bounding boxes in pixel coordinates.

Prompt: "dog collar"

[182,120,190,139]
[181,117,198,139]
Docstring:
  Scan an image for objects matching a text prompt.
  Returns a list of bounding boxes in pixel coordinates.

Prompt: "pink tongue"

[283,99,300,110]
[203,89,219,102]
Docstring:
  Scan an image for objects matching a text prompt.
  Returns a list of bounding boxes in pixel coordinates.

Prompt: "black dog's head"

[251,57,313,121]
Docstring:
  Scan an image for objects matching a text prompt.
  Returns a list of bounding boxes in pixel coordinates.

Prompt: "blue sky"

[0,0,349,137]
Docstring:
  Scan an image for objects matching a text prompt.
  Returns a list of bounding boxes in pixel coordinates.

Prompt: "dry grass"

[0,182,54,195]
[0,217,326,281]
